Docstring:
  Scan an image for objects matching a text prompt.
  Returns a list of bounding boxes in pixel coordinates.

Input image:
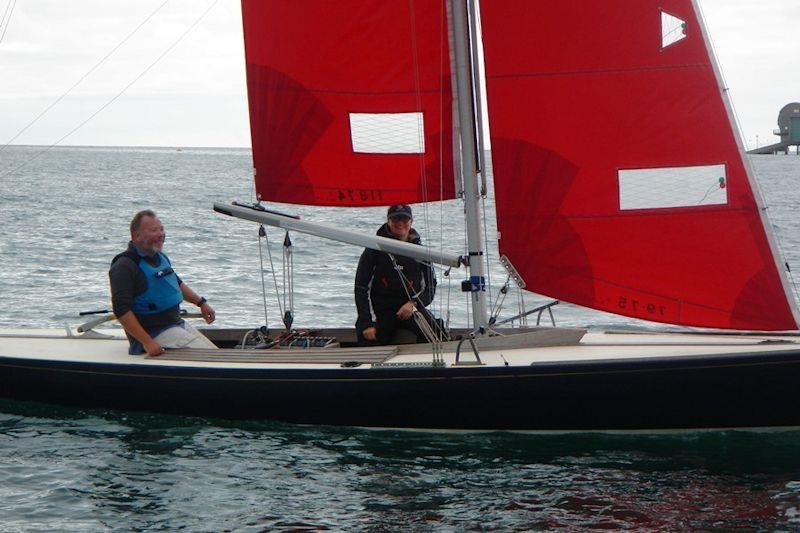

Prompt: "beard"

[138,237,164,255]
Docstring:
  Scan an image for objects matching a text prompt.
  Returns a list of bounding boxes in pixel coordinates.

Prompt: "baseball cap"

[387,204,413,219]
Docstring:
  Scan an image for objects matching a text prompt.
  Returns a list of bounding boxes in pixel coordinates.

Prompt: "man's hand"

[144,339,165,357]
[396,301,416,320]
[363,327,377,341]
[200,302,216,324]
[118,311,165,357]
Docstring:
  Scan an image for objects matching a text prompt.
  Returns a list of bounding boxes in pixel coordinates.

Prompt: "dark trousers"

[357,307,443,346]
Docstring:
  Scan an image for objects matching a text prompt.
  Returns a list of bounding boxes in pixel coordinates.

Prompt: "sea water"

[1,145,800,530]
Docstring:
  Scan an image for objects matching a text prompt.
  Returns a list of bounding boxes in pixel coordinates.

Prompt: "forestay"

[479,0,800,330]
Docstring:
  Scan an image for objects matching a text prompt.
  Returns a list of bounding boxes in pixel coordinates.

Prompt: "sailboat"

[2,0,800,431]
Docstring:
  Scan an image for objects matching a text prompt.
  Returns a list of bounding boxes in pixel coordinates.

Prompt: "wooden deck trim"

[148,346,398,364]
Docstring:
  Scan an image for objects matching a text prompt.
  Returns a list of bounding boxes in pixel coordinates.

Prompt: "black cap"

[387,204,412,219]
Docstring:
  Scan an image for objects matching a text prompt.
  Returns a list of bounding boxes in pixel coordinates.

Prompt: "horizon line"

[5,143,252,150]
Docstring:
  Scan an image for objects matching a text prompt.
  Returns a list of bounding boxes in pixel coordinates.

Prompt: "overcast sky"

[0,0,797,149]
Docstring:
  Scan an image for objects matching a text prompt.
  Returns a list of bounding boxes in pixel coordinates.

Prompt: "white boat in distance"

[2,0,800,431]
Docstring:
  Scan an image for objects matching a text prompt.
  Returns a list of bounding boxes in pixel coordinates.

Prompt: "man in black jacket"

[354,204,439,345]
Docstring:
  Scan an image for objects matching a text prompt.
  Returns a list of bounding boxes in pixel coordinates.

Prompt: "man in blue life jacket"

[109,210,217,356]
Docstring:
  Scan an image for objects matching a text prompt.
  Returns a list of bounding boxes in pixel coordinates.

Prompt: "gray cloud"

[0,0,796,149]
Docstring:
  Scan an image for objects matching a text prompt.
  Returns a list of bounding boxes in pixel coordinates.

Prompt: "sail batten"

[479,0,799,331]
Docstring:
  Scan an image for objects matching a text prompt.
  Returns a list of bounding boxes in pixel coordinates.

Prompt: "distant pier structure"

[748,103,800,155]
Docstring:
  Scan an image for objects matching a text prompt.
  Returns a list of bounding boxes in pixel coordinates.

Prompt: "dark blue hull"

[1,349,800,430]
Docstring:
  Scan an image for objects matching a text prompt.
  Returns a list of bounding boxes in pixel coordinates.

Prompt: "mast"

[450,0,488,332]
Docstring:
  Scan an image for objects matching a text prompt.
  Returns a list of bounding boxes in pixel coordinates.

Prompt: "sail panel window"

[618,164,728,210]
[350,113,426,154]
[661,11,687,49]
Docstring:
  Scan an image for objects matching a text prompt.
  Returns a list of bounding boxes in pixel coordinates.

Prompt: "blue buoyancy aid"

[131,252,183,315]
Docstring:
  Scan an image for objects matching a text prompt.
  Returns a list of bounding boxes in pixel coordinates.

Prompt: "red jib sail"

[479,0,799,330]
[241,0,457,207]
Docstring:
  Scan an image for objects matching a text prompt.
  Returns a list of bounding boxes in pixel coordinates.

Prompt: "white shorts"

[154,323,217,350]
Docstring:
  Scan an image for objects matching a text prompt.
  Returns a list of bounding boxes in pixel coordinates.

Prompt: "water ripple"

[3,149,800,529]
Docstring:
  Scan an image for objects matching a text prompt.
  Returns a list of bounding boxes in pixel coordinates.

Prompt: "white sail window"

[661,11,687,49]
[619,164,728,210]
[349,112,425,154]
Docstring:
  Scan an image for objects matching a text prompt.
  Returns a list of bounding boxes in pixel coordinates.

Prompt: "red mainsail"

[480,0,799,330]
[241,0,457,206]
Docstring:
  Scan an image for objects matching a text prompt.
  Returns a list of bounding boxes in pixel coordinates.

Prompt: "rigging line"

[697,0,800,307]
[463,204,471,328]
[517,290,526,327]
[0,0,16,44]
[440,0,451,326]
[757,192,800,305]
[263,226,285,318]
[289,250,294,314]
[444,263,453,332]
[406,0,432,264]
[408,0,446,342]
[489,275,510,318]
[474,0,492,313]
[0,0,171,152]
[0,0,219,181]
[437,0,447,326]
[784,260,800,308]
[389,253,448,342]
[256,227,270,328]
[0,0,14,41]
[481,192,493,308]
[467,0,486,183]
[282,232,294,319]
[709,39,800,307]
[282,245,287,317]
[0,0,11,30]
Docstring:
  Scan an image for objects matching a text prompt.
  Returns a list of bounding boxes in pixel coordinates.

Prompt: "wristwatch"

[197,297,208,307]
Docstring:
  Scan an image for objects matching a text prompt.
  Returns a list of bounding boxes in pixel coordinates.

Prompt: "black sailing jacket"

[354,223,436,331]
